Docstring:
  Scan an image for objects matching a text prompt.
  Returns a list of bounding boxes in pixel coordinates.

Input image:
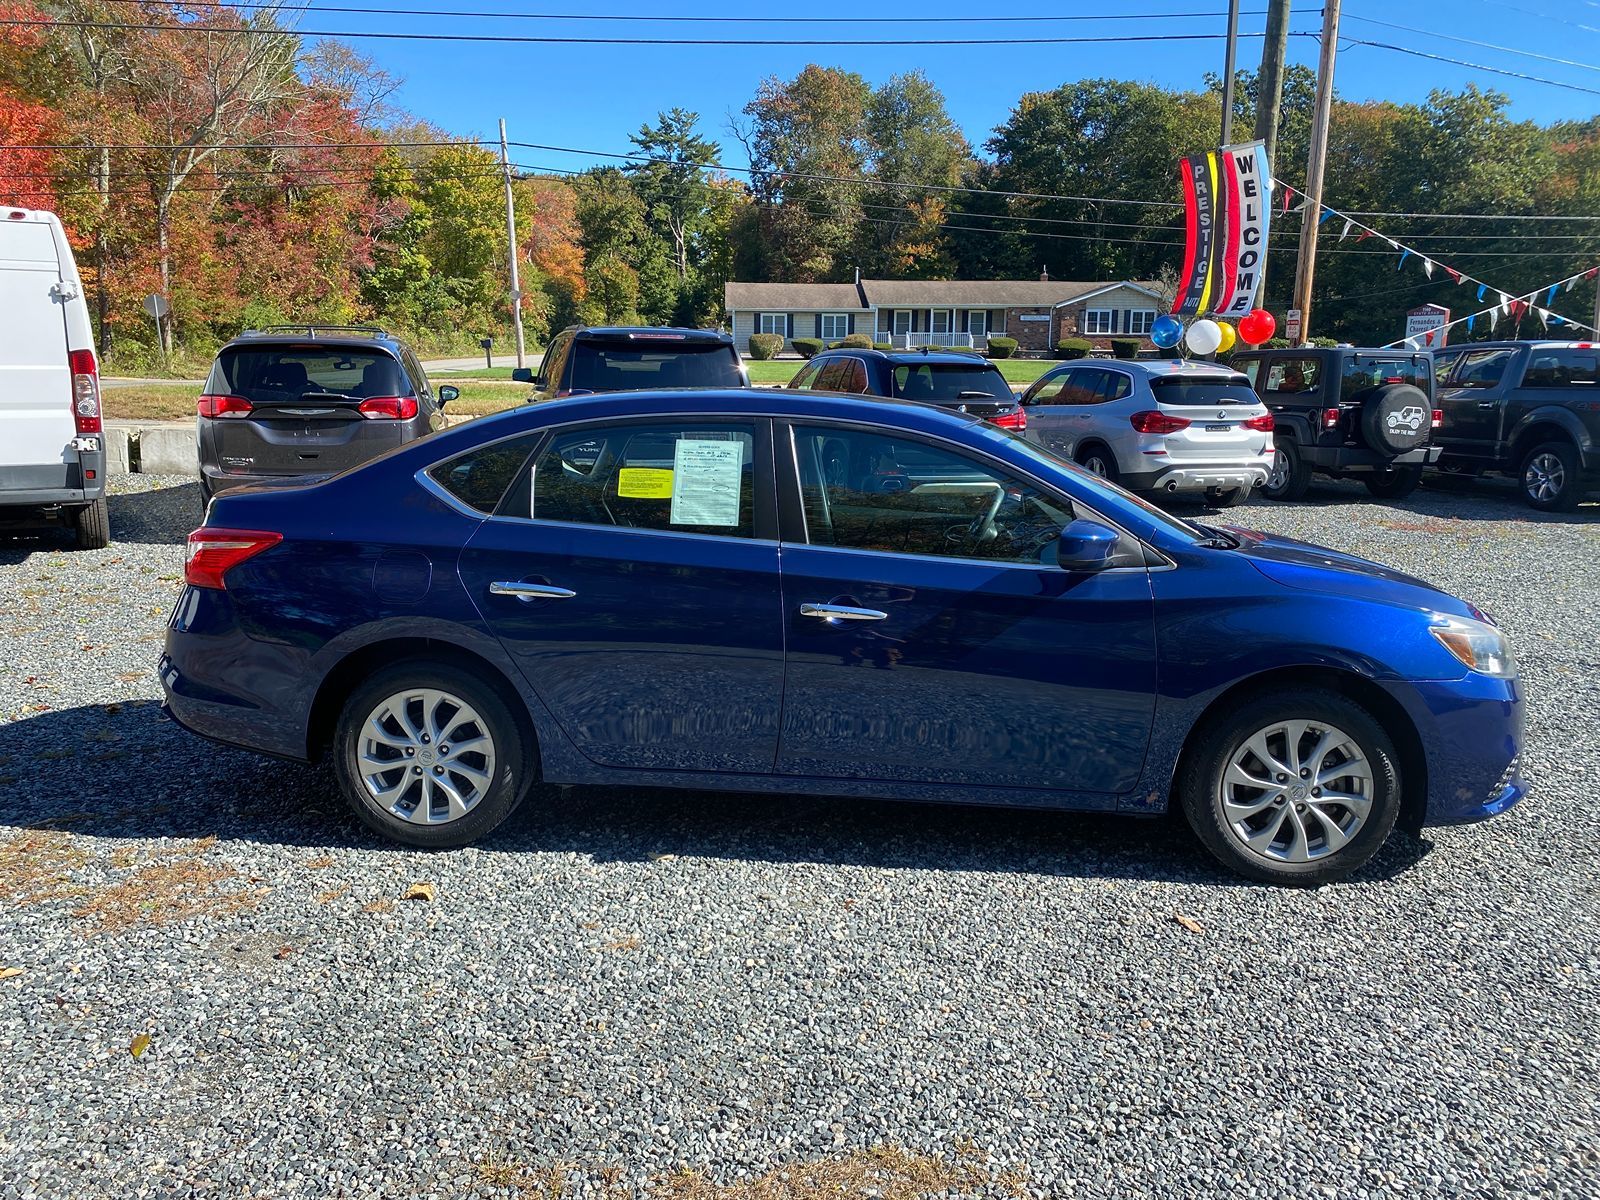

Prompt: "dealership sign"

[1404,303,1450,348]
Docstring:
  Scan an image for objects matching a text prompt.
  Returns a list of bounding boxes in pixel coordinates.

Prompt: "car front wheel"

[332,660,532,848]
[1520,440,1582,512]
[1178,689,1401,886]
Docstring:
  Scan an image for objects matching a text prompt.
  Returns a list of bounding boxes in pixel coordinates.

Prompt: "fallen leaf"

[402,881,436,903]
[647,851,677,863]
[364,897,395,914]
[316,885,349,904]
[0,966,23,979]
[304,855,334,870]
[129,1033,151,1059]
[1173,914,1204,935]
[274,945,292,960]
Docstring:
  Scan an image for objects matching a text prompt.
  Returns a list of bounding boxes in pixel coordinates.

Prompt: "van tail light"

[1322,407,1341,430]
[184,528,283,589]
[991,408,1027,432]
[1432,408,1443,428]
[1243,413,1275,432]
[1130,410,1191,435]
[198,394,253,418]
[69,349,101,434]
[356,396,419,420]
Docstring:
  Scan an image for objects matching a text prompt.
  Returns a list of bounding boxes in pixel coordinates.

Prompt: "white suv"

[1019,359,1274,506]
[0,207,108,548]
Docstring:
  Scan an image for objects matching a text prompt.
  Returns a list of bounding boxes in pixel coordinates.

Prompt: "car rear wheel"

[1178,689,1401,886]
[332,660,531,848]
[71,497,110,550]
[1074,443,1119,484]
[1204,484,1251,508]
[1519,440,1582,512]
[1262,439,1311,501]
[1364,465,1422,499]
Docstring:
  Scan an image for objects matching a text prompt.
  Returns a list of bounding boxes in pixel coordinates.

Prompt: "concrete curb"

[136,426,199,476]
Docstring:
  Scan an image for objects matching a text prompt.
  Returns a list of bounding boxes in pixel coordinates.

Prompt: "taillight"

[991,408,1027,432]
[198,394,253,419]
[1130,410,1191,435]
[1431,408,1443,428]
[1243,413,1275,432]
[1322,407,1341,430]
[356,396,419,420]
[184,528,283,589]
[69,349,101,434]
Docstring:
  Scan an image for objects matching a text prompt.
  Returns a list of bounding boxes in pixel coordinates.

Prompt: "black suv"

[1433,340,1598,511]
[788,348,1025,431]
[197,325,454,505]
[514,327,747,399]
[1231,347,1440,500]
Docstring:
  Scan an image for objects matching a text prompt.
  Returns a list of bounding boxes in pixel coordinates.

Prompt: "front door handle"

[800,602,888,622]
[1477,401,1497,409]
[490,581,577,601]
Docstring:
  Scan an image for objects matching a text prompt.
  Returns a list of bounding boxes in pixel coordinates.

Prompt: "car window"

[400,347,432,402]
[1099,372,1134,402]
[427,434,543,514]
[537,335,569,388]
[1522,350,1598,388]
[815,358,852,392]
[1027,374,1073,405]
[791,424,1074,566]
[1340,356,1431,399]
[891,362,1010,402]
[1446,349,1514,389]
[844,358,869,393]
[1264,358,1319,394]
[523,421,758,537]
[210,346,412,402]
[1149,376,1258,405]
[789,360,825,390]
[567,341,743,392]
[1238,359,1263,388]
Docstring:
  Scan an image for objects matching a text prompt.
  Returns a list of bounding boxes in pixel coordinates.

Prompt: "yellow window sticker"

[617,467,674,499]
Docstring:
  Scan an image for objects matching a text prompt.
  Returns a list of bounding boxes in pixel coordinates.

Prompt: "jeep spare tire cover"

[1360,383,1432,455]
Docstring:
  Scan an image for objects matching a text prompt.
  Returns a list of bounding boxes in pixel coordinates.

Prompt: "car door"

[1437,347,1519,460]
[458,416,785,773]
[774,420,1157,797]
[1021,368,1086,455]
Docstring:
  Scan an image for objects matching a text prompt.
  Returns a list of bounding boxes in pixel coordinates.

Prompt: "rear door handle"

[800,602,888,622]
[490,581,576,601]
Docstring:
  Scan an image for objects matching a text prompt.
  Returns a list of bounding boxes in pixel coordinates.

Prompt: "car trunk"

[0,220,72,482]
[1150,376,1268,463]
[891,363,1015,415]
[568,337,744,393]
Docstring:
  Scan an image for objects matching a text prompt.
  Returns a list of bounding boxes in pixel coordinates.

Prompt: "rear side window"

[1149,376,1256,406]
[1447,349,1515,389]
[1341,357,1431,399]
[567,341,743,392]
[210,346,411,402]
[1263,358,1320,394]
[427,435,543,514]
[891,363,1010,402]
[1522,351,1598,388]
[789,360,825,389]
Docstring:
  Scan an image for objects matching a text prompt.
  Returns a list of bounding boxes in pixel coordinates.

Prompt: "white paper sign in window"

[670,438,743,527]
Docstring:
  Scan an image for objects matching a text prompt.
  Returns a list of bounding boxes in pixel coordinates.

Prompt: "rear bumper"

[1304,444,1442,472]
[1125,463,1271,494]
[1380,674,1526,827]
[0,450,106,508]
[201,463,332,494]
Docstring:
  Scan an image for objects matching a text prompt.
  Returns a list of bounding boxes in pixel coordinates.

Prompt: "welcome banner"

[1173,140,1271,318]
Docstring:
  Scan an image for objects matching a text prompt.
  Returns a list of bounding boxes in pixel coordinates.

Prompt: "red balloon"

[1238,308,1276,345]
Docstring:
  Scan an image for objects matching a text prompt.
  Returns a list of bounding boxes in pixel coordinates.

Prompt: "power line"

[1345,13,1600,75]
[1341,37,1600,97]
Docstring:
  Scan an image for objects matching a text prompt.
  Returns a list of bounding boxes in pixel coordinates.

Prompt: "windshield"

[892,362,1011,402]
[568,341,742,393]
[1341,356,1431,399]
[1149,377,1259,406]
[210,346,409,402]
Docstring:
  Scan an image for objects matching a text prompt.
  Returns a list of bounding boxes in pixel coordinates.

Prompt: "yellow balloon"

[1215,321,1237,353]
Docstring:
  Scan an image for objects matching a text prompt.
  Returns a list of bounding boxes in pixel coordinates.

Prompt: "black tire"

[1177,688,1402,886]
[1518,440,1583,512]
[71,497,110,550]
[1262,438,1311,501]
[198,477,214,515]
[1074,442,1120,484]
[332,659,533,849]
[1358,383,1432,456]
[1364,465,1422,500]
[1204,484,1251,508]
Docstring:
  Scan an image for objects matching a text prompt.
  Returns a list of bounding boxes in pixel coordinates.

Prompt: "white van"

[0,206,109,548]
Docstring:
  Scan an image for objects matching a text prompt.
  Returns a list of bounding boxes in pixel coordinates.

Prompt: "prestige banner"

[1173,151,1219,316]
[1172,140,1270,318]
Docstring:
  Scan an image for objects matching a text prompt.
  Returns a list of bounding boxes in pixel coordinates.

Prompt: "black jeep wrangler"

[1232,347,1440,500]
[1433,340,1598,512]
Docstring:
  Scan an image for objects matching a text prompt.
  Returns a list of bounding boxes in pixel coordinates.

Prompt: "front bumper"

[1381,673,1526,826]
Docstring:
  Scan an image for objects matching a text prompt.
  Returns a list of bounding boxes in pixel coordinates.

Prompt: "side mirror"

[437,384,459,406]
[511,367,535,384]
[1056,519,1121,573]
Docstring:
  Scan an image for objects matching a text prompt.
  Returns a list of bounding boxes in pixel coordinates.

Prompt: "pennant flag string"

[1379,264,1600,347]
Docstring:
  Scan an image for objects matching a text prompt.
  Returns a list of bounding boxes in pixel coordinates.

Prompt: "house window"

[820,313,850,341]
[931,309,951,335]
[1126,310,1156,336]
[893,311,911,336]
[1083,310,1114,336]
[758,313,787,338]
[969,310,988,339]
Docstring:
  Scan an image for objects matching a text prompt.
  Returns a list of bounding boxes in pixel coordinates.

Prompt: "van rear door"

[0,218,73,483]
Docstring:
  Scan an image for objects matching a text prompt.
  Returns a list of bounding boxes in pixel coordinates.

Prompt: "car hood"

[1223,526,1483,621]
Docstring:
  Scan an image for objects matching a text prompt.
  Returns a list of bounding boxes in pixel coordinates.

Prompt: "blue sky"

[293,0,1600,170]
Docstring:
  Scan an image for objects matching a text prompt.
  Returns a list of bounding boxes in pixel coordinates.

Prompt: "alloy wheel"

[1082,453,1110,477]
[1524,452,1565,503]
[1268,448,1290,491]
[357,687,497,824]
[1218,719,1374,864]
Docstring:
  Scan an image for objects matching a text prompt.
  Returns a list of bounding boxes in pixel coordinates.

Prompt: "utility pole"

[1291,0,1341,344]
[1252,0,1292,304]
[498,117,526,370]
[1593,270,1600,341]
[1219,0,1241,147]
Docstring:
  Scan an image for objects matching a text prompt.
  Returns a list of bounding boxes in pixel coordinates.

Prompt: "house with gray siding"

[724,277,1166,356]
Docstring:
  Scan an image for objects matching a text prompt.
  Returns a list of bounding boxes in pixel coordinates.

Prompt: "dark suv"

[514,327,747,399]
[197,325,452,505]
[1433,340,1598,511]
[788,348,1025,431]
[1232,347,1440,500]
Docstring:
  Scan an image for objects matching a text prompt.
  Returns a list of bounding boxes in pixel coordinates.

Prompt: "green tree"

[857,72,972,277]
[626,107,720,280]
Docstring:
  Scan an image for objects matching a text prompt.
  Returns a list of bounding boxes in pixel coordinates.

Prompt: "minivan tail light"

[1130,410,1191,435]
[198,393,253,419]
[1431,408,1443,428]
[69,349,101,434]
[356,395,418,420]
[1322,407,1341,430]
[991,408,1027,432]
[1243,413,1275,432]
[184,528,283,589]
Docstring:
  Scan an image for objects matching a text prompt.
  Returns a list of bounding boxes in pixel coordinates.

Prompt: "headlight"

[1429,615,1515,678]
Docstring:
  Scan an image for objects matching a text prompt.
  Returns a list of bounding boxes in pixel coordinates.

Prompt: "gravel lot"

[1,473,1597,1199]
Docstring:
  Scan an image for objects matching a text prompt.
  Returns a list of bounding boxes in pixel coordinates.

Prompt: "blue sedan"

[159,389,1525,885]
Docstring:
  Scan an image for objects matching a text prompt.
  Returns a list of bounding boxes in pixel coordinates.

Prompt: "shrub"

[987,336,1018,359]
[1056,338,1092,360]
[872,341,893,352]
[748,332,783,360]
[827,333,873,350]
[1110,338,1141,360]
[791,337,824,359]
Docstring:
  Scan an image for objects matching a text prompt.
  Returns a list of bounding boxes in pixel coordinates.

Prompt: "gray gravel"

[1,473,1598,1199]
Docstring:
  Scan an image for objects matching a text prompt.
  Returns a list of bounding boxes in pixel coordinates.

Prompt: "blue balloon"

[1150,315,1183,348]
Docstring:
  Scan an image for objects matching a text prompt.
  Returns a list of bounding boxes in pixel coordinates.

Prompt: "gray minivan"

[197,326,455,505]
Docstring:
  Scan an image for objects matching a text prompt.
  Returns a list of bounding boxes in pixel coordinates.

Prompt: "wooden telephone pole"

[499,118,526,370]
[1252,0,1292,303]
[1291,0,1341,344]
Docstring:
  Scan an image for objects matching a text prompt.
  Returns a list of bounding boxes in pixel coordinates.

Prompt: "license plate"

[72,436,100,452]
[1205,423,1231,432]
